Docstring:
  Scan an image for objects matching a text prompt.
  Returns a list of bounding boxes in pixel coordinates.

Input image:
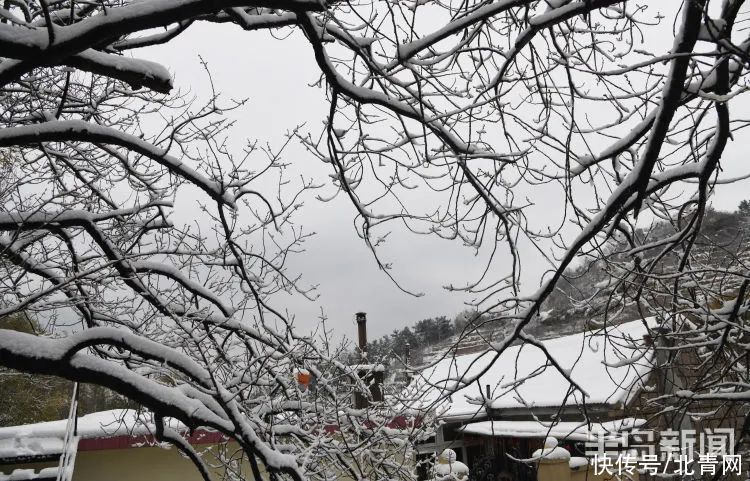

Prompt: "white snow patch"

[0,410,185,459]
[409,318,656,417]
[460,418,645,442]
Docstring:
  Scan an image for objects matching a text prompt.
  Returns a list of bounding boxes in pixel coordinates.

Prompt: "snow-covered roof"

[0,410,179,459]
[460,418,646,441]
[409,319,655,419]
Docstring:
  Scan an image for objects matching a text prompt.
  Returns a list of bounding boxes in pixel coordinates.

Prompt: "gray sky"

[143,27,500,342]
[142,14,750,344]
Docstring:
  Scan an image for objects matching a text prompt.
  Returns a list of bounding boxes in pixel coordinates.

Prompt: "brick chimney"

[353,312,384,408]
[356,312,367,360]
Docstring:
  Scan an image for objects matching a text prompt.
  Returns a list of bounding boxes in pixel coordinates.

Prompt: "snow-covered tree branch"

[0,2,430,480]
[3,0,750,478]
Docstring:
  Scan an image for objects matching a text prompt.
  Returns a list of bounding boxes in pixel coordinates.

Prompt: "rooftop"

[0,409,219,461]
[408,318,655,419]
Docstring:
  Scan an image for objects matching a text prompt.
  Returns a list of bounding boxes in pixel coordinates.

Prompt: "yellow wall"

[1,443,261,481]
[537,460,640,481]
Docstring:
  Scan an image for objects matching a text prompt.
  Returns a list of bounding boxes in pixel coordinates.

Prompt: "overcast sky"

[142,11,750,344]
[143,28,492,343]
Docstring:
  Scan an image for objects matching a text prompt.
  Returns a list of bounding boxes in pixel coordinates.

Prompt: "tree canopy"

[2,0,750,479]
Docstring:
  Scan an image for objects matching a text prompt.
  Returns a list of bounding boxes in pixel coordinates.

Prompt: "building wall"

[538,459,640,481]
[1,442,261,481]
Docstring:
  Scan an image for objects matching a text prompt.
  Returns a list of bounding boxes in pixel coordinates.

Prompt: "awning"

[459,418,646,442]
